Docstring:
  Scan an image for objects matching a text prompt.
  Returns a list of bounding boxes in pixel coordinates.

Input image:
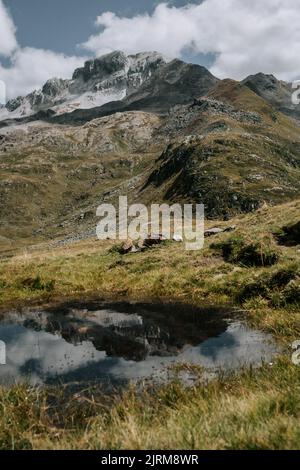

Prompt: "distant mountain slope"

[242,73,300,121]
[0,51,300,247]
[0,54,219,127]
[0,51,168,121]
[141,86,300,218]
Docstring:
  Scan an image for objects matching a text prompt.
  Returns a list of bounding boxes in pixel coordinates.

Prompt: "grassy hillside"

[143,84,300,217]
[0,112,163,250]
[0,199,299,449]
[0,74,299,450]
[1,82,300,249]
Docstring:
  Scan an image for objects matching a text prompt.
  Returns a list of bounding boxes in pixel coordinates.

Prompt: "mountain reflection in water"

[0,301,278,388]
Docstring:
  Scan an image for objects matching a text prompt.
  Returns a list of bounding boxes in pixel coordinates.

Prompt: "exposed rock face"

[42,78,69,98]
[242,73,300,121]
[72,51,166,95]
[0,52,300,246]
[0,52,220,126]
[163,97,262,137]
[0,51,169,120]
[143,92,300,219]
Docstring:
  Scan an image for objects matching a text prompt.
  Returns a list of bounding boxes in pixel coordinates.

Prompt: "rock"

[140,234,166,248]
[204,225,236,237]
[130,246,142,253]
[153,233,167,240]
[42,78,69,98]
[119,238,134,254]
[204,227,225,237]
[173,234,183,242]
[223,225,236,233]
[137,239,147,250]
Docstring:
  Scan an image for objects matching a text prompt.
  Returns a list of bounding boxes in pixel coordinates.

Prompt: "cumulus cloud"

[0,0,17,57]
[0,0,85,100]
[0,48,84,100]
[1,0,300,100]
[82,0,300,81]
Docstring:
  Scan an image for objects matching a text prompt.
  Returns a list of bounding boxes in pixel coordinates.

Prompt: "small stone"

[204,227,224,237]
[141,234,165,248]
[173,234,183,242]
[223,225,236,233]
[204,225,236,237]
[119,238,134,254]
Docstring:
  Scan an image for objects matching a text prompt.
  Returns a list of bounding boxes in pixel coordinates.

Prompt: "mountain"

[0,51,168,121]
[0,51,300,250]
[142,89,300,218]
[242,73,300,121]
[0,53,219,127]
[45,59,219,126]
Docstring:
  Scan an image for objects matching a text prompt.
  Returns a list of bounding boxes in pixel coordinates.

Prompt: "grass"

[0,199,299,449]
[1,358,299,450]
[1,85,300,248]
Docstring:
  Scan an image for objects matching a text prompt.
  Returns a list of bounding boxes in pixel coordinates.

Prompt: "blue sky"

[6,0,192,56]
[0,1,299,101]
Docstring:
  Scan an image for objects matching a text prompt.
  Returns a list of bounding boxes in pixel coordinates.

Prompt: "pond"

[0,301,278,389]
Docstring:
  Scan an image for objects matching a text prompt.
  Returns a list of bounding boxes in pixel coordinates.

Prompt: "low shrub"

[281,279,300,305]
[212,235,280,267]
[237,265,300,304]
[275,221,300,246]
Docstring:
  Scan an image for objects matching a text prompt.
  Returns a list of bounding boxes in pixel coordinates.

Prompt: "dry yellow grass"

[0,199,299,449]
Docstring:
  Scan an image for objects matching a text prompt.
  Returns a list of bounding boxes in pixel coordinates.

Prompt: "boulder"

[140,234,166,248]
[173,234,183,242]
[204,225,236,237]
[204,227,224,237]
[119,238,134,254]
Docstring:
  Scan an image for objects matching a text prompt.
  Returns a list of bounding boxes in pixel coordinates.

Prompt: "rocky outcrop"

[0,52,220,126]
[242,73,300,121]
[163,97,262,137]
[0,51,169,121]
[1,53,300,245]
[143,126,300,219]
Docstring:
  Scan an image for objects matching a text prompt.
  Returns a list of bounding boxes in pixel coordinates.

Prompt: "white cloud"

[0,0,85,100]
[0,48,84,100]
[82,0,300,81]
[1,0,300,100]
[0,0,18,57]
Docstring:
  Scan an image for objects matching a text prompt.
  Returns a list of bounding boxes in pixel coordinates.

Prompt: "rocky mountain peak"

[242,73,283,94]
[242,72,299,120]
[0,51,169,121]
[72,51,128,81]
[72,50,167,85]
[42,78,69,97]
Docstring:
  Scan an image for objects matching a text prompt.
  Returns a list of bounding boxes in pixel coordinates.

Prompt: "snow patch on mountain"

[0,51,168,121]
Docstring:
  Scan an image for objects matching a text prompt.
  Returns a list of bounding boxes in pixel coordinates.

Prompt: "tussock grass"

[211,234,280,267]
[0,358,300,450]
[0,199,299,449]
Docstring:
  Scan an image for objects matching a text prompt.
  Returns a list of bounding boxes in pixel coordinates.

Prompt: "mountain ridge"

[0,51,169,121]
[0,51,300,249]
[1,51,299,127]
